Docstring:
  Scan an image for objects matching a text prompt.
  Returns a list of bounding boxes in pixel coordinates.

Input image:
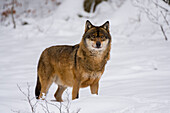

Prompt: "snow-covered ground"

[0,0,170,113]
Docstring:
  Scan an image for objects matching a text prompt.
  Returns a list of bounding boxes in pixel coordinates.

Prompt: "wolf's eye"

[101,36,104,38]
[105,36,109,39]
[87,35,90,39]
[101,38,105,41]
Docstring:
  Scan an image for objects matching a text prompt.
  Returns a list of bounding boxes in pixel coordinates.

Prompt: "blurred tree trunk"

[83,0,108,13]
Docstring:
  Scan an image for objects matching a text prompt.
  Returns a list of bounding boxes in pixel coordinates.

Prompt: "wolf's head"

[82,20,111,53]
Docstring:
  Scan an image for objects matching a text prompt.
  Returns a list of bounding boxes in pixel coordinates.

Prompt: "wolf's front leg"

[90,81,99,95]
[72,80,80,100]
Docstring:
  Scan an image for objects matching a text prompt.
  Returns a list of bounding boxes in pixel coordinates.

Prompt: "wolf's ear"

[85,20,93,32]
[102,21,109,32]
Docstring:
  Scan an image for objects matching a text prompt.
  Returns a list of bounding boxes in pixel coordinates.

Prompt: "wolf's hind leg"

[54,85,67,102]
[39,78,53,100]
[90,81,99,95]
[38,71,54,99]
[38,57,54,99]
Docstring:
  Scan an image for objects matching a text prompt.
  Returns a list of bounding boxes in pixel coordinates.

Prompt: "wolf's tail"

[35,75,41,99]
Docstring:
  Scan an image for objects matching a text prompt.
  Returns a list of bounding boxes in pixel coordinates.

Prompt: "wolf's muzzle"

[96,41,101,48]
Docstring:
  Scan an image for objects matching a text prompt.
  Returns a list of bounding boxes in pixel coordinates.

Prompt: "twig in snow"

[160,25,168,41]
[40,100,51,113]
[17,83,38,113]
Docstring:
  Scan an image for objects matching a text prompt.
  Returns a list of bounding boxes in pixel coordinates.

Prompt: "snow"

[0,0,170,113]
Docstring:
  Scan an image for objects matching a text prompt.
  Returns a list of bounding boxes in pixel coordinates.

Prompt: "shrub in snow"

[0,0,61,27]
[131,0,170,41]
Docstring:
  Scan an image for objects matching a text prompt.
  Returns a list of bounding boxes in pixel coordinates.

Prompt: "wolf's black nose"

[96,41,101,48]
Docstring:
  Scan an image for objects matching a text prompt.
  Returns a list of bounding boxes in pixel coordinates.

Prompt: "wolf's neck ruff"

[77,46,107,72]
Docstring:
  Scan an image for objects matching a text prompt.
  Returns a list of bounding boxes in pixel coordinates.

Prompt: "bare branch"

[131,0,170,41]
[160,10,170,27]
[11,109,21,113]
[40,100,51,113]
[17,84,80,113]
[17,84,27,97]
[160,25,168,41]
[45,100,60,110]
[152,0,170,12]
[64,90,71,113]
[17,83,38,113]
[75,108,81,113]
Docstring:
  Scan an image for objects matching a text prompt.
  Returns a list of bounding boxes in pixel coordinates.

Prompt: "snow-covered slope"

[0,0,170,113]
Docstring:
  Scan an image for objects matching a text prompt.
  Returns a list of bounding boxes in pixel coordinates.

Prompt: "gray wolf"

[35,20,112,101]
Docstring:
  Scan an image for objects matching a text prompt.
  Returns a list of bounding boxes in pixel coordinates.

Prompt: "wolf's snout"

[96,41,101,48]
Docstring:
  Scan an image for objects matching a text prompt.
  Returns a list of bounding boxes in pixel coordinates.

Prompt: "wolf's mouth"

[92,45,102,49]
